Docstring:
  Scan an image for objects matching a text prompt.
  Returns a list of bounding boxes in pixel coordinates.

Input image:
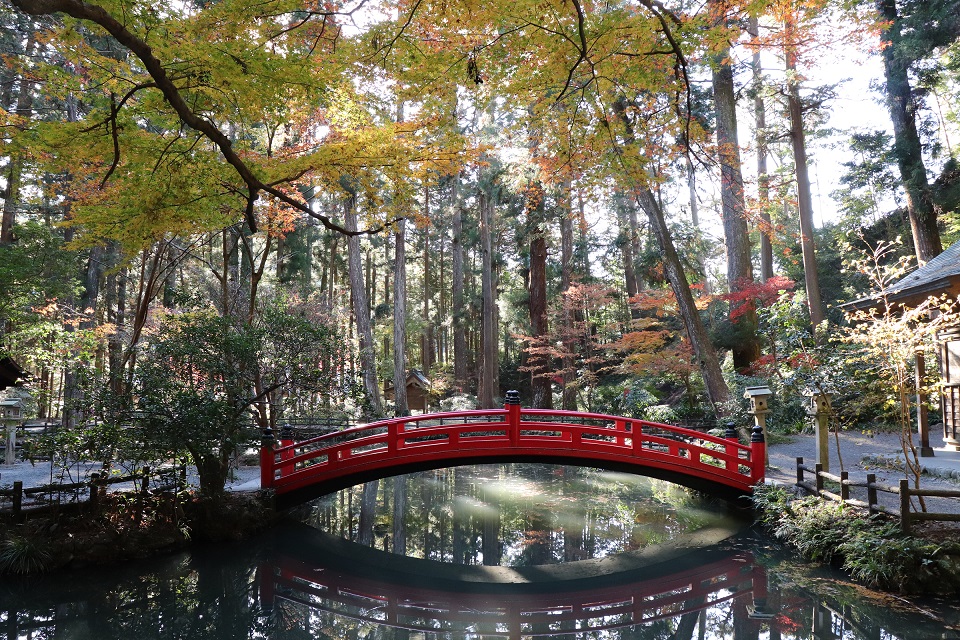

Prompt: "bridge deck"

[260,397,765,507]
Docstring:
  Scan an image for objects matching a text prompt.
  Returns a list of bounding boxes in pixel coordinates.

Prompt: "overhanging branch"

[10,0,388,237]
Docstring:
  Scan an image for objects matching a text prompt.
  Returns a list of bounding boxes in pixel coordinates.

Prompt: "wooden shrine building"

[383,370,432,413]
[846,240,960,453]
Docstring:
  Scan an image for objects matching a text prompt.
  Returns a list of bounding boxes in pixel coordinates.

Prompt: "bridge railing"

[260,392,766,496]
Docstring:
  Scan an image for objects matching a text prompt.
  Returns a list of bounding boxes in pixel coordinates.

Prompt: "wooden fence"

[0,466,186,521]
[795,456,960,533]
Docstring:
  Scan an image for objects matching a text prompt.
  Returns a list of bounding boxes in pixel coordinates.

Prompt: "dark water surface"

[2,463,958,639]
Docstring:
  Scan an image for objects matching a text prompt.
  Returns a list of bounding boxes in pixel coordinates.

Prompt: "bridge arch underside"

[271,453,757,511]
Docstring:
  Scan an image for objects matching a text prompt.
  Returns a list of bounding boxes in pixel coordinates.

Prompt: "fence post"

[840,470,849,502]
[89,472,100,513]
[814,463,824,497]
[750,424,765,484]
[12,480,22,518]
[796,457,804,488]
[866,473,878,515]
[899,478,911,534]
[505,390,521,447]
[135,466,150,526]
[260,427,275,489]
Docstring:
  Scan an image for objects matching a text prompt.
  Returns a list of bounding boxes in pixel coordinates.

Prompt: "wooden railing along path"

[795,457,960,533]
[0,466,186,521]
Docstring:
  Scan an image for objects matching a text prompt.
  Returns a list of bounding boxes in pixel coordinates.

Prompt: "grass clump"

[0,533,52,575]
[752,484,960,594]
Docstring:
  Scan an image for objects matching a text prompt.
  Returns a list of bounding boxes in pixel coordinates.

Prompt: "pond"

[2,463,958,639]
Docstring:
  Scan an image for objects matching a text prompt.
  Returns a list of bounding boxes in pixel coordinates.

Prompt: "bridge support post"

[257,563,275,613]
[505,390,521,446]
[750,424,766,484]
[260,427,275,489]
[279,424,295,476]
[724,422,739,471]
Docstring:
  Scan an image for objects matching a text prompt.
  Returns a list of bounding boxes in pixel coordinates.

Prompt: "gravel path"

[765,428,960,522]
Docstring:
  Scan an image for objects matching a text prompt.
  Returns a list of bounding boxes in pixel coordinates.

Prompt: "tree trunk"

[749,16,775,282]
[451,173,468,389]
[712,50,761,369]
[357,480,379,547]
[393,218,409,416]
[617,191,640,311]
[392,475,407,555]
[560,182,578,411]
[785,15,826,329]
[636,189,730,411]
[528,191,552,409]
[345,189,384,417]
[876,0,942,264]
[422,192,434,373]
[479,190,499,408]
[576,190,591,279]
[684,151,711,295]
[613,97,730,412]
[1,28,36,244]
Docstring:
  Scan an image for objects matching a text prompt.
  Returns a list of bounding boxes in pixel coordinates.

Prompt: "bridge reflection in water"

[260,540,773,639]
[258,526,772,639]
[2,528,956,638]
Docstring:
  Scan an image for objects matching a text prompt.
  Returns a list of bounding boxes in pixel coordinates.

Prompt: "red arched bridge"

[260,391,766,509]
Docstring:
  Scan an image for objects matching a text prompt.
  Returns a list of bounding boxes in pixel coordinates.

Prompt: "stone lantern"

[743,386,772,465]
[803,388,833,472]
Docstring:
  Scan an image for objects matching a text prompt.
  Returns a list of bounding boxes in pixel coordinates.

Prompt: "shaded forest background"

[2,0,960,493]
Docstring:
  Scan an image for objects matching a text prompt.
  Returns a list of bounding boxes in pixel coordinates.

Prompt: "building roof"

[0,357,24,390]
[843,240,960,311]
[383,370,431,393]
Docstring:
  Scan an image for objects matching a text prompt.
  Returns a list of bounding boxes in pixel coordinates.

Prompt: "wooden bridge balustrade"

[260,393,767,507]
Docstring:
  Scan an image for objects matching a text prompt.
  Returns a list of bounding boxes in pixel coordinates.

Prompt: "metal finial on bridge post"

[505,390,521,405]
[725,422,738,441]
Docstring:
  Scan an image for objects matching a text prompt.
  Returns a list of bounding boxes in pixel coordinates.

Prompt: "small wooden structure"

[383,370,432,413]
[846,240,960,453]
[0,357,23,390]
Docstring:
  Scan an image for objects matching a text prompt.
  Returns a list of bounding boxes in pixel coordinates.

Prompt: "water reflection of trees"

[2,463,954,639]
[306,463,724,566]
[0,532,953,639]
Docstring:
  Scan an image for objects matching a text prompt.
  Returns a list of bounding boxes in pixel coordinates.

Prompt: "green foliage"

[615,380,660,418]
[831,131,900,223]
[837,519,953,590]
[0,222,81,327]
[752,484,960,594]
[124,297,351,497]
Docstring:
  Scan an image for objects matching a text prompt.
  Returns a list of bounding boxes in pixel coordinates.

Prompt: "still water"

[2,463,958,639]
